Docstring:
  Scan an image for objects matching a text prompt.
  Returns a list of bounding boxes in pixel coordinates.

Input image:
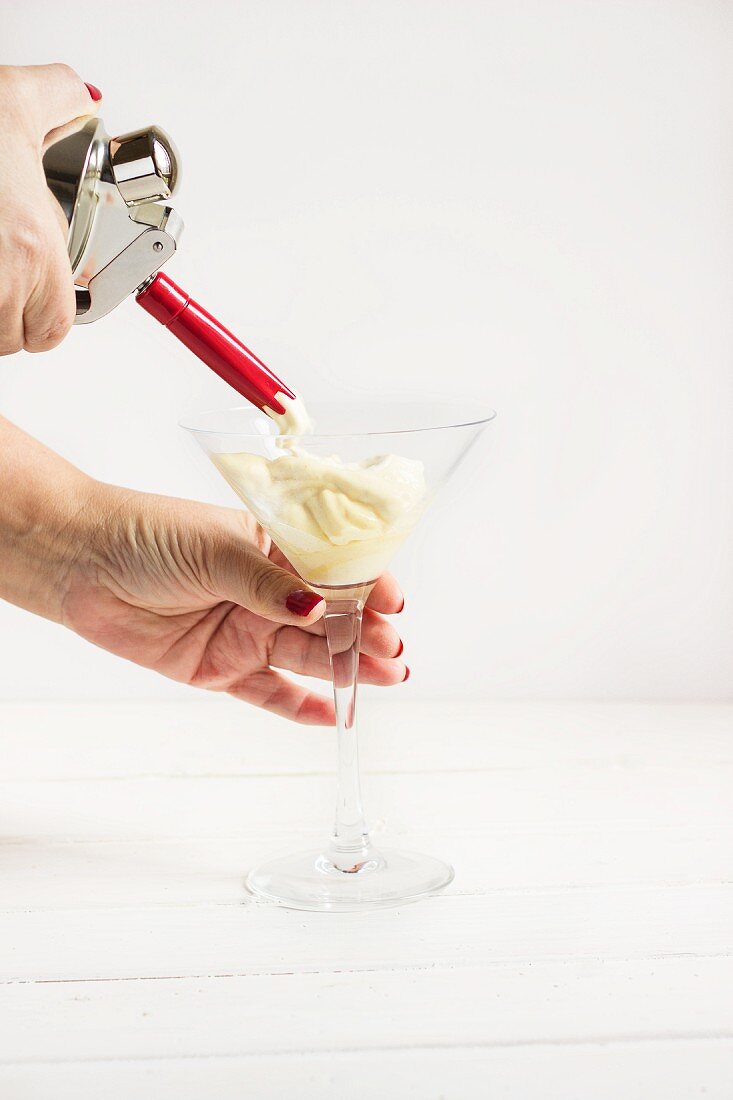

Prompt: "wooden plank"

[0,958,731,1063]
[0,884,731,982]
[0,825,730,912]
[0,757,730,846]
[2,1041,732,1100]
[2,700,732,780]
[0,700,730,1094]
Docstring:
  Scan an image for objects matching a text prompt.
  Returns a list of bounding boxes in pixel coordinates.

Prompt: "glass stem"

[324,598,376,872]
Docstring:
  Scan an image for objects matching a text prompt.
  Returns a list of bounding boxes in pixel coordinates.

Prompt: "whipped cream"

[266,393,314,436]
[213,395,426,586]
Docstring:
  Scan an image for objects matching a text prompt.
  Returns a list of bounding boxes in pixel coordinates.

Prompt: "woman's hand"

[0,419,407,724]
[62,485,407,725]
[0,64,101,355]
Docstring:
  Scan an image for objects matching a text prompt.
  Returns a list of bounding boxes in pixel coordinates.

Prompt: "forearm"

[0,415,96,621]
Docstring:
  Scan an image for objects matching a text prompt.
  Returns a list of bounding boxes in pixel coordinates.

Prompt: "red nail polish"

[85,83,102,102]
[286,590,324,617]
[402,666,410,682]
[395,639,404,658]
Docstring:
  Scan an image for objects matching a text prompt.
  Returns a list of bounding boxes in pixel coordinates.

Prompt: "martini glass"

[182,400,495,911]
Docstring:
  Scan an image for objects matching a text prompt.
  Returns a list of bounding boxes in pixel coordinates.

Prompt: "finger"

[366,573,404,614]
[226,668,335,725]
[269,628,331,678]
[0,282,26,355]
[300,605,402,651]
[360,609,403,658]
[43,113,98,155]
[208,537,326,628]
[359,653,409,685]
[267,544,298,574]
[268,546,403,617]
[7,64,99,142]
[296,605,403,658]
[270,627,406,681]
[22,214,76,352]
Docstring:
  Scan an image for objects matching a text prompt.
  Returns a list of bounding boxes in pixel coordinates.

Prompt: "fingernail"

[395,638,404,658]
[402,666,410,682]
[397,597,405,613]
[286,590,324,617]
[85,83,102,102]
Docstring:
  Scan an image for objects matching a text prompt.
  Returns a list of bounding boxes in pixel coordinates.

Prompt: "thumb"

[5,64,100,145]
[213,539,325,627]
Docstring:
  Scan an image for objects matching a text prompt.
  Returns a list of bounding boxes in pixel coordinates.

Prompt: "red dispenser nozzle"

[137,273,294,413]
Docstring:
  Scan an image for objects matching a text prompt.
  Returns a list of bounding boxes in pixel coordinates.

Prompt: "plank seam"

[3,951,732,986]
[1,1032,733,1067]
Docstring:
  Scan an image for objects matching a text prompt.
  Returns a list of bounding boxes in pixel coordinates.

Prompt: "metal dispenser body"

[43,118,184,323]
[42,116,292,414]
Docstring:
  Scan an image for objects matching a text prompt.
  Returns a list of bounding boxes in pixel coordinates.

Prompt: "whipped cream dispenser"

[43,117,294,414]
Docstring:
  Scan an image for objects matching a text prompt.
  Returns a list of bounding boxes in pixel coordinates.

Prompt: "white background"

[1,0,732,702]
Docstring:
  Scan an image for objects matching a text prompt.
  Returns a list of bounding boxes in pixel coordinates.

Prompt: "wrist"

[0,419,98,621]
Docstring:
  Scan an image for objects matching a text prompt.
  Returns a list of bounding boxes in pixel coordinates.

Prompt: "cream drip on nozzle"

[266,393,314,437]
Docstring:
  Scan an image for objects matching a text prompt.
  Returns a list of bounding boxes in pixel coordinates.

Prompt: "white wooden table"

[0,699,731,1097]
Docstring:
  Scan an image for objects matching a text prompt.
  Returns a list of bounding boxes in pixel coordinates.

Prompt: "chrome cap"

[110,126,181,205]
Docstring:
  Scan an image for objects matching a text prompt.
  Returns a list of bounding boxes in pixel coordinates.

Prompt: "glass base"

[246,846,454,912]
